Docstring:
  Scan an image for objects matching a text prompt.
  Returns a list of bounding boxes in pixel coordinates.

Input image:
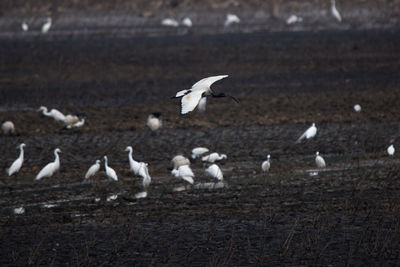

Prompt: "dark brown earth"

[1,29,400,265]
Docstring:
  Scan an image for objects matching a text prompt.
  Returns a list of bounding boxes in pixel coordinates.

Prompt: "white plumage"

[197,97,207,112]
[21,22,29,31]
[286,15,303,25]
[1,121,15,135]
[296,123,317,143]
[261,154,271,172]
[191,147,209,159]
[387,144,395,156]
[331,0,342,22]
[171,165,194,184]
[224,14,240,27]
[353,104,362,112]
[202,152,227,163]
[125,146,141,175]
[315,152,326,168]
[138,162,151,188]
[161,18,179,27]
[171,155,190,170]
[35,148,61,180]
[104,156,118,181]
[67,118,85,129]
[41,17,52,34]
[7,143,25,176]
[38,106,66,122]
[182,17,192,27]
[63,114,80,126]
[85,160,100,179]
[146,113,162,131]
[205,164,223,181]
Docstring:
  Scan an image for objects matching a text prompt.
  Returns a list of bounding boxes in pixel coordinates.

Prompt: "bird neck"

[19,147,24,159]
[54,151,60,164]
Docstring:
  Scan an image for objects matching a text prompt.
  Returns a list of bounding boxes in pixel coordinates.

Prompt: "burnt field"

[1,30,400,265]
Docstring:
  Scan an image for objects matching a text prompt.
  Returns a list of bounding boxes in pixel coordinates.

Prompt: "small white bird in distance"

[171,165,195,184]
[191,147,209,159]
[7,143,25,176]
[202,152,227,163]
[66,117,85,129]
[138,162,151,188]
[261,154,271,172]
[14,207,25,215]
[146,113,162,131]
[387,144,395,156]
[331,0,342,22]
[205,164,223,181]
[286,15,303,25]
[353,104,362,112]
[224,14,240,27]
[296,123,317,143]
[85,160,100,179]
[35,148,61,180]
[315,152,326,168]
[173,75,238,115]
[104,156,118,181]
[1,120,15,135]
[182,17,192,27]
[161,18,179,27]
[41,17,52,34]
[171,155,190,170]
[125,146,142,175]
[21,22,29,31]
[37,106,66,123]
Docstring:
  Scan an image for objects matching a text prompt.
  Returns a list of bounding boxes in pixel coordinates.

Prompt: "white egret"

[296,123,317,143]
[261,154,271,172]
[205,164,223,181]
[315,152,326,168]
[21,22,29,31]
[171,155,190,170]
[161,18,179,27]
[387,144,395,156]
[66,118,85,129]
[138,162,151,188]
[197,97,207,112]
[182,17,192,27]
[37,106,66,122]
[1,120,15,135]
[125,146,141,175]
[104,156,118,181]
[146,113,162,131]
[202,152,227,163]
[191,147,209,159]
[171,165,194,184]
[224,14,240,27]
[331,0,342,22]
[85,160,100,179]
[7,143,25,176]
[174,75,238,115]
[286,15,303,25]
[35,148,61,180]
[353,104,362,112]
[41,17,52,34]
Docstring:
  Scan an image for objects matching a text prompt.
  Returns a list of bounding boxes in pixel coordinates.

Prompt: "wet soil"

[1,30,400,265]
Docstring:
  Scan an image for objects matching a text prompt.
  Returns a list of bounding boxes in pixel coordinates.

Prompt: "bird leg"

[211,92,239,103]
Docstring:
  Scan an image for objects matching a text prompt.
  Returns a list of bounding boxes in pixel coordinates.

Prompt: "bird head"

[124,146,132,152]
[37,106,46,112]
[19,143,26,149]
[267,154,270,159]
[96,160,101,164]
[316,151,319,156]
[55,148,62,153]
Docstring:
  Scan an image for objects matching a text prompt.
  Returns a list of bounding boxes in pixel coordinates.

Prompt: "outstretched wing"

[191,75,228,90]
[175,89,191,98]
[181,91,203,114]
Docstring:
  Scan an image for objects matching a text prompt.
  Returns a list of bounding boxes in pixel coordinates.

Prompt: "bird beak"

[124,148,128,152]
[36,108,41,112]
[59,149,62,153]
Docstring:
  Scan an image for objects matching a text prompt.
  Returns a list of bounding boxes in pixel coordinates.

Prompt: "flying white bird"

[387,144,395,156]
[85,160,100,179]
[1,120,15,135]
[21,22,29,31]
[174,75,238,115]
[41,17,52,34]
[63,114,80,126]
[197,97,207,112]
[161,18,179,27]
[205,164,223,181]
[191,147,209,159]
[182,17,192,27]
[286,15,303,25]
[66,117,85,129]
[353,104,362,112]
[35,148,61,180]
[125,146,141,175]
[171,155,190,170]
[171,165,195,184]
[224,14,240,27]
[7,143,25,176]
[331,0,342,22]
[104,156,118,181]
[296,123,317,143]
[37,106,66,122]
[261,154,271,172]
[146,113,162,131]
[202,152,227,163]
[315,152,326,168]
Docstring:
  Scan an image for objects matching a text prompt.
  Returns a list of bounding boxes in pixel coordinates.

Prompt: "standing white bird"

[104,156,118,181]
[331,0,342,22]
[146,113,162,131]
[41,17,52,34]
[197,97,207,112]
[191,147,209,159]
[286,15,303,25]
[125,146,141,175]
[7,143,25,176]
[171,155,190,170]
[35,148,61,180]
[202,152,227,163]
[171,165,195,184]
[1,121,15,135]
[21,22,29,31]
[315,152,326,168]
[66,118,85,129]
[161,18,179,27]
[296,123,317,143]
[182,17,193,27]
[387,144,395,156]
[353,104,362,112]
[261,154,271,172]
[224,14,240,27]
[205,164,224,181]
[37,106,66,122]
[85,160,100,179]
[174,75,238,115]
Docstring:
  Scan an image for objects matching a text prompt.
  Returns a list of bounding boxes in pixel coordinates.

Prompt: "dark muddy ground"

[1,30,400,265]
